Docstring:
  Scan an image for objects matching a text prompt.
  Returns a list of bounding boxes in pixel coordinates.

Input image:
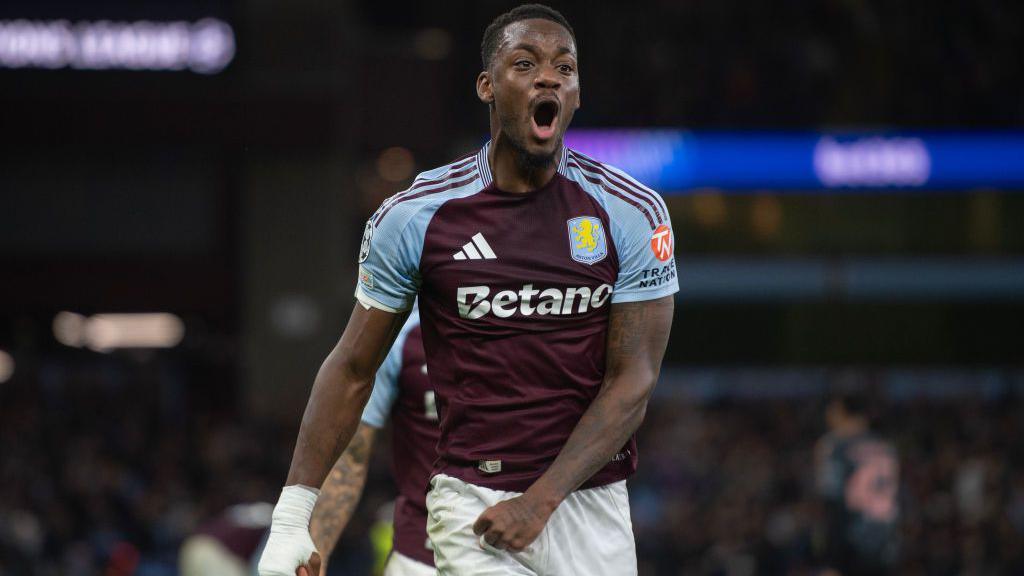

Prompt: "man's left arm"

[473,295,674,551]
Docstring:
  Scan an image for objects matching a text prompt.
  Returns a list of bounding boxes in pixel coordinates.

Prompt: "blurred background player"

[179,502,273,576]
[309,309,438,576]
[815,392,900,575]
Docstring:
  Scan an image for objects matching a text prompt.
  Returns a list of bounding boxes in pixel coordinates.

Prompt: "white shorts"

[426,474,637,576]
[384,550,437,576]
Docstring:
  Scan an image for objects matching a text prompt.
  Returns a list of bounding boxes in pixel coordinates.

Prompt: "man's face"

[479,18,580,165]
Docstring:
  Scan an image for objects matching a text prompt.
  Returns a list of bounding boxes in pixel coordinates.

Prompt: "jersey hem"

[435,464,633,493]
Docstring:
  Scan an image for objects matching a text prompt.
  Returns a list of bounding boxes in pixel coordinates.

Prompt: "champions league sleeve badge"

[567,216,608,265]
[358,219,374,263]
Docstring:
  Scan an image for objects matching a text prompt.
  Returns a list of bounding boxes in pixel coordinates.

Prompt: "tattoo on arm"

[605,297,671,374]
[309,423,377,559]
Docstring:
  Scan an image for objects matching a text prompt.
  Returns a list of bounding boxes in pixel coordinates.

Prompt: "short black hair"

[480,4,576,70]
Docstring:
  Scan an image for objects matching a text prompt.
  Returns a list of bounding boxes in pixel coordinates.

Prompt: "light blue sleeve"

[607,181,679,304]
[355,197,427,313]
[360,310,420,427]
[355,165,485,312]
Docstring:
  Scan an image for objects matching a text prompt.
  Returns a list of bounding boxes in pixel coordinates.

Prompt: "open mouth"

[530,99,560,141]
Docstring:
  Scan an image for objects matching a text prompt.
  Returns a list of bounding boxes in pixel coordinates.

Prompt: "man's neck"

[487,133,558,194]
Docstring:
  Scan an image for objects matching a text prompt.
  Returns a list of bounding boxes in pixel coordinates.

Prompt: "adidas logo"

[453,233,497,261]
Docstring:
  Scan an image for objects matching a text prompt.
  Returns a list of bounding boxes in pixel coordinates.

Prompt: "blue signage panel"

[563,130,1024,192]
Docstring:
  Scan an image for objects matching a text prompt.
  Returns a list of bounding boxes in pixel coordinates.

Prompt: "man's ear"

[476,71,494,104]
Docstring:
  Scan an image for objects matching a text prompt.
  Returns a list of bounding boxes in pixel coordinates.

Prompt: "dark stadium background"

[1,1,1022,574]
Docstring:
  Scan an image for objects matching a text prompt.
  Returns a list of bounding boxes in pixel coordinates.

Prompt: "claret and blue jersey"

[356,141,679,492]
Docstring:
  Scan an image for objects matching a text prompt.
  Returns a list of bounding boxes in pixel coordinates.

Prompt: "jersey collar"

[476,141,493,187]
[477,140,570,189]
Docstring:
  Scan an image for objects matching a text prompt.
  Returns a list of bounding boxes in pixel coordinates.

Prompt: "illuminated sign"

[0,18,235,74]
[813,136,930,187]
[564,130,1024,192]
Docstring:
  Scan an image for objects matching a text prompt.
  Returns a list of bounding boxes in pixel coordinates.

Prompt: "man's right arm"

[284,305,405,489]
[258,304,407,576]
[308,422,377,571]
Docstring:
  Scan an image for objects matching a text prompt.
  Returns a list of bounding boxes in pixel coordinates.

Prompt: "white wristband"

[272,485,320,531]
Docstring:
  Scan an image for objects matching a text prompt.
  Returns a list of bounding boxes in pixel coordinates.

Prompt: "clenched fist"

[473,492,555,552]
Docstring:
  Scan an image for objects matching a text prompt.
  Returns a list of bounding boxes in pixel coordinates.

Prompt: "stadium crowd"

[1,359,1022,575]
[631,393,1024,575]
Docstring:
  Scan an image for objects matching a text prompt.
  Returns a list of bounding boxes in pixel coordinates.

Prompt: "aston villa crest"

[567,216,607,265]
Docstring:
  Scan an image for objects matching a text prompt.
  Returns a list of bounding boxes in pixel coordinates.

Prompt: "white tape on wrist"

[258,485,321,575]
[274,481,317,528]
[272,485,319,530]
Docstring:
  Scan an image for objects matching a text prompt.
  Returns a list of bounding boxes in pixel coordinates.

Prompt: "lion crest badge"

[567,216,607,265]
